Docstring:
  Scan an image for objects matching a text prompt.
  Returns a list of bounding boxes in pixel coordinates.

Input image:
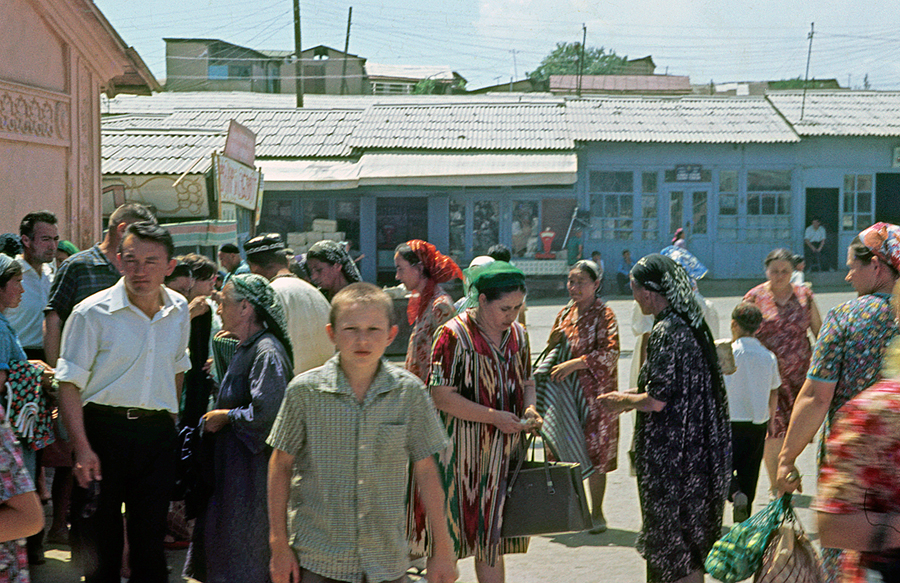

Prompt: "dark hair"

[732,302,763,335]
[247,249,288,270]
[487,244,512,263]
[220,243,240,254]
[165,261,192,284]
[622,249,630,256]
[849,235,900,278]
[119,221,175,259]
[0,234,22,257]
[182,253,217,280]
[570,259,602,281]
[480,282,527,302]
[0,259,23,288]
[394,243,429,279]
[764,248,794,268]
[109,203,155,231]
[330,282,395,328]
[791,254,805,269]
[19,211,57,239]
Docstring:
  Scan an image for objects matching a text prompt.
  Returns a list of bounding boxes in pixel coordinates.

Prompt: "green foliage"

[768,76,839,90]
[527,42,628,86]
[412,78,439,94]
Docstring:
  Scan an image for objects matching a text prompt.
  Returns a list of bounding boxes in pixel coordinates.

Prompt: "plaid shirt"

[45,245,119,323]
[267,356,450,583]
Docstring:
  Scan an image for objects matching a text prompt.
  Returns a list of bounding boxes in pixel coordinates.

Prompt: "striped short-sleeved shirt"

[267,356,450,583]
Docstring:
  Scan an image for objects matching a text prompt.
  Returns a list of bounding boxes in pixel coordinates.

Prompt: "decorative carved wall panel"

[0,79,70,147]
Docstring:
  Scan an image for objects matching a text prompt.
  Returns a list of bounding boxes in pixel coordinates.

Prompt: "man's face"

[119,234,176,300]
[218,251,240,272]
[813,219,821,229]
[22,221,59,264]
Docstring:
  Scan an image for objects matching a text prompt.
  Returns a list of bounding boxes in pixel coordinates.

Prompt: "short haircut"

[109,203,155,231]
[487,244,512,263]
[247,249,289,270]
[330,282,395,328]
[0,259,23,288]
[165,261,192,284]
[791,254,805,269]
[220,243,240,254]
[19,211,57,239]
[182,253,217,280]
[119,221,175,260]
[732,302,763,335]
[764,247,794,268]
[622,248,630,255]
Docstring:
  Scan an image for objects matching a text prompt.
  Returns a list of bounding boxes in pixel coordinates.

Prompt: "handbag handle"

[507,434,556,496]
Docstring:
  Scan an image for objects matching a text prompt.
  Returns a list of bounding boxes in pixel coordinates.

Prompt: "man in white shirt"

[56,221,189,583]
[243,233,333,375]
[6,211,58,360]
[724,302,781,522]
[804,218,826,272]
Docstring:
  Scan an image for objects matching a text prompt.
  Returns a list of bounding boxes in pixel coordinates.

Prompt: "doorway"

[376,197,428,282]
[805,188,839,271]
[666,187,710,260]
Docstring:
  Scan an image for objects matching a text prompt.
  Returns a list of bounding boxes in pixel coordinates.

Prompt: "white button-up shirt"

[55,278,190,413]
[5,256,53,349]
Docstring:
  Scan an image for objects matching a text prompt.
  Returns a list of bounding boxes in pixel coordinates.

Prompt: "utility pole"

[801,22,814,120]
[340,7,352,95]
[577,23,586,97]
[509,49,518,91]
[293,0,303,107]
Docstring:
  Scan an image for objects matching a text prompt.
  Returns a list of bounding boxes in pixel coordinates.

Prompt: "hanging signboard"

[215,152,261,211]
[223,120,256,168]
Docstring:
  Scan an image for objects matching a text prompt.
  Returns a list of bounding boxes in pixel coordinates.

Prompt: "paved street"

[31,287,857,583]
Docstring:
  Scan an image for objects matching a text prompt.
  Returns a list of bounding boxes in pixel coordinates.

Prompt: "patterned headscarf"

[307,240,362,285]
[661,245,708,283]
[859,222,900,273]
[631,253,705,329]
[229,274,293,368]
[0,253,15,275]
[0,234,21,257]
[403,240,463,325]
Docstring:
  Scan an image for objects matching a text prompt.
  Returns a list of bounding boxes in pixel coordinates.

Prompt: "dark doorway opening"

[805,188,839,271]
[876,173,900,225]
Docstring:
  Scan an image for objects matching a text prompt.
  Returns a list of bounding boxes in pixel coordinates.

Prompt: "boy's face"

[327,302,398,370]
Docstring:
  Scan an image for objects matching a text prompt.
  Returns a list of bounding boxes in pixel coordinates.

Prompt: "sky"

[95,0,900,91]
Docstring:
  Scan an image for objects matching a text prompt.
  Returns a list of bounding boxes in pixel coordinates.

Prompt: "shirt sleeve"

[0,328,18,371]
[405,380,450,462]
[229,341,290,455]
[174,306,191,375]
[266,379,307,455]
[429,325,462,390]
[643,323,678,404]
[54,308,98,390]
[808,306,844,382]
[46,260,77,320]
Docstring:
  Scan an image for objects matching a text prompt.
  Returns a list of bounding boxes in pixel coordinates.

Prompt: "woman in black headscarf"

[599,254,730,583]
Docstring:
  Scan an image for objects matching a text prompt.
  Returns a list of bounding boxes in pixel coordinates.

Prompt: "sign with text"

[215,153,261,211]
[223,120,256,168]
[674,164,703,182]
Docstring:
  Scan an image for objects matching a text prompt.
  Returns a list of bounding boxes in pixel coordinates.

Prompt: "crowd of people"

[2,206,900,583]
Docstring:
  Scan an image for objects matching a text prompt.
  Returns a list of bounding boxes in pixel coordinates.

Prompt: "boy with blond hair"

[267,282,457,583]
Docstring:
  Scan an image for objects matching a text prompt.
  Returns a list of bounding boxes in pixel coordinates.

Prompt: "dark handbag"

[500,435,592,537]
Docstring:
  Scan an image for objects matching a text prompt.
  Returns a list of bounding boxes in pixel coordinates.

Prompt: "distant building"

[550,74,692,95]
[364,63,466,95]
[619,56,656,76]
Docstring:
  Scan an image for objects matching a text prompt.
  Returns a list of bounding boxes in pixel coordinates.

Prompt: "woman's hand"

[550,358,584,381]
[522,405,543,434]
[597,392,634,414]
[491,409,525,434]
[202,409,230,433]
[188,296,211,319]
[214,329,239,341]
[28,360,55,389]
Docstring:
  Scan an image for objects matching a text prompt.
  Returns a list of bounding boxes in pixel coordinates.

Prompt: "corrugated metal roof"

[567,96,799,143]
[551,75,691,93]
[348,103,572,150]
[365,63,457,81]
[102,131,225,175]
[767,91,900,136]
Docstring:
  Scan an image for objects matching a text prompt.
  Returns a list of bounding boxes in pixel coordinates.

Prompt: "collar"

[106,278,180,318]
[317,355,396,400]
[15,255,51,278]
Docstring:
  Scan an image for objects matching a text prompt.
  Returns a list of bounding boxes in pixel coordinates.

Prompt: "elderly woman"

[305,240,362,300]
[743,248,821,491]
[394,240,462,382]
[184,274,292,583]
[543,260,619,534]
[600,254,730,583]
[427,262,542,583]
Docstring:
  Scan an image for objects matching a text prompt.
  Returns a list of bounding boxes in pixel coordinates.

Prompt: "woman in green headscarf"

[184,274,292,583]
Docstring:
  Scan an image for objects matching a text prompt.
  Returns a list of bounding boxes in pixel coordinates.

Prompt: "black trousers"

[730,421,767,506]
[72,406,177,583]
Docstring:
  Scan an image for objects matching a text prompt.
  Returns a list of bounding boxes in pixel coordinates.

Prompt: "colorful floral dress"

[807,292,899,582]
[0,408,34,583]
[743,283,814,438]
[420,311,530,565]
[404,289,455,383]
[634,307,731,583]
[815,379,900,582]
[550,298,620,472]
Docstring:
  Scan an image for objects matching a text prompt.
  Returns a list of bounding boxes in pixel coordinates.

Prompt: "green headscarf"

[462,260,526,309]
[229,273,293,368]
[57,240,79,257]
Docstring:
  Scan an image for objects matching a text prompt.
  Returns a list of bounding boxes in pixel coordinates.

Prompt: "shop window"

[589,170,634,240]
[449,198,466,258]
[718,170,739,240]
[473,201,500,256]
[692,191,708,235]
[842,174,873,231]
[511,201,539,257]
[669,191,683,235]
[746,170,791,240]
[335,200,360,251]
[641,172,658,240]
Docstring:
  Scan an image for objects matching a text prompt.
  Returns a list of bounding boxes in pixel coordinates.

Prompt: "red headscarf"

[404,239,463,325]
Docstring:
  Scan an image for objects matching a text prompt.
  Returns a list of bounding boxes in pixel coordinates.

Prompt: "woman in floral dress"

[743,247,821,490]
[545,260,619,534]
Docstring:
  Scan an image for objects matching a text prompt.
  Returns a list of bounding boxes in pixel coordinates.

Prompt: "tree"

[527,42,628,87]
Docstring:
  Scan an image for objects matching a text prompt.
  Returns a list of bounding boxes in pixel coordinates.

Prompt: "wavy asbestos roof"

[102,131,225,175]
[766,91,900,136]
[347,103,572,150]
[567,96,799,143]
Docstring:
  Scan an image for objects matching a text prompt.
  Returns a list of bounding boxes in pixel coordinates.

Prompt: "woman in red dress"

[743,247,821,492]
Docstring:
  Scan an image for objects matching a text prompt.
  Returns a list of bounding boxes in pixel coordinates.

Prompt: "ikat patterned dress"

[404,289,455,383]
[422,311,531,565]
[634,307,731,583]
[549,298,620,472]
[743,283,814,438]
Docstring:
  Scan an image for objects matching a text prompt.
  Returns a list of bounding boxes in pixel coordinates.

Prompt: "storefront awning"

[358,152,577,187]
[256,160,360,191]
